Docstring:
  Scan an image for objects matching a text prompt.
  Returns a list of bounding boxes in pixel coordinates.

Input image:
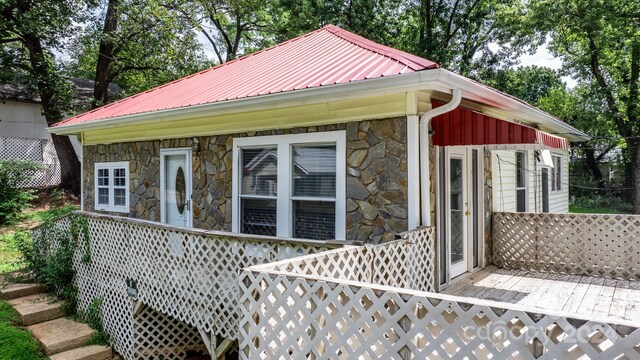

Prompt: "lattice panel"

[494,212,640,280]
[239,270,640,360]
[133,305,208,360]
[33,212,336,359]
[0,136,61,187]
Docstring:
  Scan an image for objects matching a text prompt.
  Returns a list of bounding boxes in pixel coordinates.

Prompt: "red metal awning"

[431,104,569,150]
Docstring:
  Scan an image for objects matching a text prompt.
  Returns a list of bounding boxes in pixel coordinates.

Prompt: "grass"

[569,205,633,214]
[0,205,77,273]
[0,300,45,360]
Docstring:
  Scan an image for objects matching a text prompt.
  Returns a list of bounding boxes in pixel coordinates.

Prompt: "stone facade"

[345,118,408,243]
[83,117,409,242]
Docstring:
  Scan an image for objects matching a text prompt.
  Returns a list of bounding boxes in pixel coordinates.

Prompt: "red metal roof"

[432,103,569,150]
[54,25,438,127]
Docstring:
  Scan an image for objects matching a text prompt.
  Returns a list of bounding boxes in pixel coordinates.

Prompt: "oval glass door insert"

[175,166,186,215]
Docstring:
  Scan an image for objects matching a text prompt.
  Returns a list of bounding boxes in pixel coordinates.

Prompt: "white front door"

[161,149,192,227]
[446,148,468,279]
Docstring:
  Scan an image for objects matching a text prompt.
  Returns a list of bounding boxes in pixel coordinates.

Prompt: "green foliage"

[63,0,210,100]
[483,66,564,105]
[16,214,91,314]
[0,160,42,225]
[0,301,44,360]
[570,194,633,214]
[524,0,640,211]
[0,231,29,274]
[81,297,109,345]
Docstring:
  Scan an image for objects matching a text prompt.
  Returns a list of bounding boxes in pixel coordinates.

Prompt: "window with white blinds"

[232,132,346,240]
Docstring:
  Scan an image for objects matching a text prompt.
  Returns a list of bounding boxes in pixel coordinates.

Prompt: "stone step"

[49,345,112,360]
[0,283,47,300]
[8,293,65,325]
[27,317,96,355]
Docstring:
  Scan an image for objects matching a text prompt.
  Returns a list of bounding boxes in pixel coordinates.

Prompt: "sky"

[519,44,578,88]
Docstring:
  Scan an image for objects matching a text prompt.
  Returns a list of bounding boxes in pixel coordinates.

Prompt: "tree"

[267,0,529,79]
[0,0,83,194]
[482,65,564,105]
[527,0,640,212]
[184,0,274,64]
[65,0,209,106]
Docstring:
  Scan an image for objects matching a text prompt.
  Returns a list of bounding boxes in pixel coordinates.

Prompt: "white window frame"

[232,131,346,240]
[515,151,528,212]
[551,154,562,192]
[94,161,130,213]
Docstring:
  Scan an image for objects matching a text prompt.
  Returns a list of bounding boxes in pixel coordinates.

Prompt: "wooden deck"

[441,266,640,323]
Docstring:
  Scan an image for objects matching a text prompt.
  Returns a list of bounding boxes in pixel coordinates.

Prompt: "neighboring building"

[0,78,121,187]
[49,25,588,285]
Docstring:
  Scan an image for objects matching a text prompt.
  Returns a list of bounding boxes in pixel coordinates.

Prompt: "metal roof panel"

[54,25,439,127]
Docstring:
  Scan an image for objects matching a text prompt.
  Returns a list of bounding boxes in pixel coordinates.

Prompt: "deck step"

[49,345,112,360]
[27,317,96,355]
[8,293,65,325]
[0,283,47,300]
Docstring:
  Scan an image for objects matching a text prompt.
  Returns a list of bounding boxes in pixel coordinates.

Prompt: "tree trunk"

[583,148,604,189]
[93,0,119,108]
[22,34,81,195]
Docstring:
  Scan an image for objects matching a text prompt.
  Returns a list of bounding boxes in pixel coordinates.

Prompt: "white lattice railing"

[239,226,640,359]
[493,212,640,280]
[32,211,339,359]
[0,136,61,187]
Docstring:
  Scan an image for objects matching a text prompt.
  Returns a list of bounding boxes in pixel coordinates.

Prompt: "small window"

[551,155,562,191]
[515,152,527,212]
[233,131,346,240]
[94,162,129,212]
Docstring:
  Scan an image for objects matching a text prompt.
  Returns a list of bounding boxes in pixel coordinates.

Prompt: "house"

[43,26,638,360]
[50,24,586,281]
[0,78,121,187]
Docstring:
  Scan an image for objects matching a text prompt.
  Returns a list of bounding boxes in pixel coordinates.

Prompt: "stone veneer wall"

[82,117,408,243]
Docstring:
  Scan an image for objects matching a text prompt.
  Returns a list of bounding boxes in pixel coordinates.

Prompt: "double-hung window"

[551,154,562,191]
[233,131,346,240]
[94,162,129,213]
[515,151,527,212]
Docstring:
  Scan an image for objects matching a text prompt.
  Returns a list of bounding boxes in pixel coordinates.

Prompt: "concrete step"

[27,317,96,355]
[8,293,65,325]
[49,345,112,360]
[0,283,47,300]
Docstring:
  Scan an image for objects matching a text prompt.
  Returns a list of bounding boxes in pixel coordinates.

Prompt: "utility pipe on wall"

[419,89,462,226]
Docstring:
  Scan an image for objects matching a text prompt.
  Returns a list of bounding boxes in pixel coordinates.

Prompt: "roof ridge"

[322,24,438,71]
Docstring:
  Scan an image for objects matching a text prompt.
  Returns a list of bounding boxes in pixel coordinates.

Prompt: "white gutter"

[419,89,462,226]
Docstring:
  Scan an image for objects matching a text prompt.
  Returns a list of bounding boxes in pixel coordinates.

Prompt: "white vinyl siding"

[492,150,568,213]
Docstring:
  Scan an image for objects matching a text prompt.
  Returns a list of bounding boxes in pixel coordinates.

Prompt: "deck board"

[441,267,640,323]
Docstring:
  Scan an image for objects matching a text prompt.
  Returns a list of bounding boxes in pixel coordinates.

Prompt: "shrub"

[0,160,43,225]
[15,215,91,314]
[570,194,633,213]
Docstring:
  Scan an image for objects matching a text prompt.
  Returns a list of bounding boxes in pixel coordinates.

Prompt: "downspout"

[419,89,462,226]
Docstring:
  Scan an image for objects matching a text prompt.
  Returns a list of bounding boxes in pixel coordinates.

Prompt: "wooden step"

[27,317,96,355]
[49,345,112,360]
[0,283,47,300]
[8,293,65,325]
